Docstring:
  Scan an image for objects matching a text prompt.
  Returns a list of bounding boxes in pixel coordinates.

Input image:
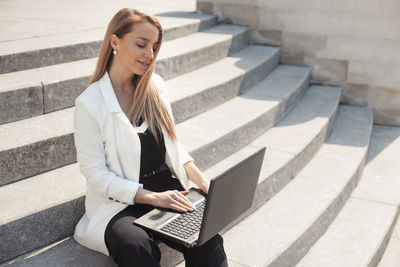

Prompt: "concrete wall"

[197,0,400,126]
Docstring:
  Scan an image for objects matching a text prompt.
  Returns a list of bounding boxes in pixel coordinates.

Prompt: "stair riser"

[156,28,249,80]
[43,76,91,114]
[291,105,339,178]
[0,28,248,125]
[0,16,217,74]
[193,104,280,171]
[0,197,85,263]
[0,134,76,186]
[0,41,101,75]
[0,85,44,125]
[172,50,279,124]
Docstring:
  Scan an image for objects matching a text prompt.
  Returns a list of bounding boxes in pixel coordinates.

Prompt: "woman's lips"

[137,60,150,68]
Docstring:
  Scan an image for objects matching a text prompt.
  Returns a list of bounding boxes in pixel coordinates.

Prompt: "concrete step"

[1,81,340,267]
[379,215,400,267]
[298,125,400,267]
[176,64,309,170]
[0,45,279,186]
[203,85,340,209]
[0,65,310,262]
[168,45,279,123]
[156,24,249,80]
[0,12,217,74]
[1,236,180,267]
[221,105,373,267]
[0,23,248,125]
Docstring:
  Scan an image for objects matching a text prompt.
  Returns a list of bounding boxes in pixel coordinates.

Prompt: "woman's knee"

[110,226,161,267]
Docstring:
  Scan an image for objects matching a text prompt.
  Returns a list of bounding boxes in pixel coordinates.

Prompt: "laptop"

[134,147,266,248]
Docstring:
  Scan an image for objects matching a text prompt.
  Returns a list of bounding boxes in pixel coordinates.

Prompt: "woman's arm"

[74,97,142,205]
[183,161,210,194]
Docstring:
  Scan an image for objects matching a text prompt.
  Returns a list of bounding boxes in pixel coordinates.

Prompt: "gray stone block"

[0,84,43,125]
[0,133,76,186]
[43,76,90,113]
[0,197,85,263]
[0,41,101,74]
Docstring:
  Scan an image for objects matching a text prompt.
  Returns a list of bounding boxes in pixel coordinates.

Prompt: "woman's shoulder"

[75,80,103,108]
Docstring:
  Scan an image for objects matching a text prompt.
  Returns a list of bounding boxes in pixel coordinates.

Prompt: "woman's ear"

[109,34,119,51]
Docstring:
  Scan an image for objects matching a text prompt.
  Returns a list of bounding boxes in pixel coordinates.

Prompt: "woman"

[72,8,228,267]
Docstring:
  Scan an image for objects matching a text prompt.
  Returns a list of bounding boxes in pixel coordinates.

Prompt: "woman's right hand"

[135,188,195,212]
[152,190,195,212]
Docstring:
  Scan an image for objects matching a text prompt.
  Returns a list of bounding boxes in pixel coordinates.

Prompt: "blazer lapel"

[99,71,135,130]
[99,71,141,182]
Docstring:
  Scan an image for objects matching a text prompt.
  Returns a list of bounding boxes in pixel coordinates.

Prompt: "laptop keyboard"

[160,200,206,240]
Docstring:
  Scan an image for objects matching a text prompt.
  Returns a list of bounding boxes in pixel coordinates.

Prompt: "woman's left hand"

[183,161,210,194]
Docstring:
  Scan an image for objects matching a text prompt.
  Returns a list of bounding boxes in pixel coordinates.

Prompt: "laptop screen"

[197,147,266,246]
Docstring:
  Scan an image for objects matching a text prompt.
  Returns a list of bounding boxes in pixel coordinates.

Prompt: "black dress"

[104,118,227,267]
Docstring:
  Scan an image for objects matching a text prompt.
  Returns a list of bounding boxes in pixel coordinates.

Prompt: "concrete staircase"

[1,9,400,267]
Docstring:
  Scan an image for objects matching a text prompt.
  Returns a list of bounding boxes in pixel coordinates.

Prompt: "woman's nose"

[144,47,154,59]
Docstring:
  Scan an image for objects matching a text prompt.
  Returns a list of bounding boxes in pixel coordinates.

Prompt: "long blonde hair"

[90,8,177,142]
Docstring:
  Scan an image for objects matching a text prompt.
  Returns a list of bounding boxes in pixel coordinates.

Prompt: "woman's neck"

[108,60,136,94]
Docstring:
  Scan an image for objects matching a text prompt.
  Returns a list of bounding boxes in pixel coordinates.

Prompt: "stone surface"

[0,0,205,74]
[341,83,400,126]
[297,198,398,267]
[44,76,91,113]
[168,45,280,123]
[198,0,400,126]
[204,85,340,205]
[0,107,75,186]
[1,23,247,124]
[222,105,372,267]
[0,46,279,185]
[0,81,343,267]
[378,216,400,267]
[3,237,183,267]
[298,124,400,267]
[177,64,310,170]
[352,125,400,206]
[0,64,309,261]
[348,60,400,90]
[156,24,249,79]
[0,84,43,125]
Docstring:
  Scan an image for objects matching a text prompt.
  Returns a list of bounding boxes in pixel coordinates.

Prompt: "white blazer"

[73,71,193,255]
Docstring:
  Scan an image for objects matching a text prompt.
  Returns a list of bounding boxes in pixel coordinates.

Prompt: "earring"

[113,50,118,55]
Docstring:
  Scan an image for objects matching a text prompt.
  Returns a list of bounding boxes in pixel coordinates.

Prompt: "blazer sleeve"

[73,97,142,205]
[152,73,194,165]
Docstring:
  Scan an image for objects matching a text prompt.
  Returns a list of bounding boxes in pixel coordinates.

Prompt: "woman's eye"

[137,44,145,48]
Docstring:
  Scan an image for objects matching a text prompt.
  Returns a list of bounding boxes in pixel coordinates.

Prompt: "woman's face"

[112,22,160,76]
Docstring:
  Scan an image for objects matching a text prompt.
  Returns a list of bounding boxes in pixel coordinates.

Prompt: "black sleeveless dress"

[135,117,184,192]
